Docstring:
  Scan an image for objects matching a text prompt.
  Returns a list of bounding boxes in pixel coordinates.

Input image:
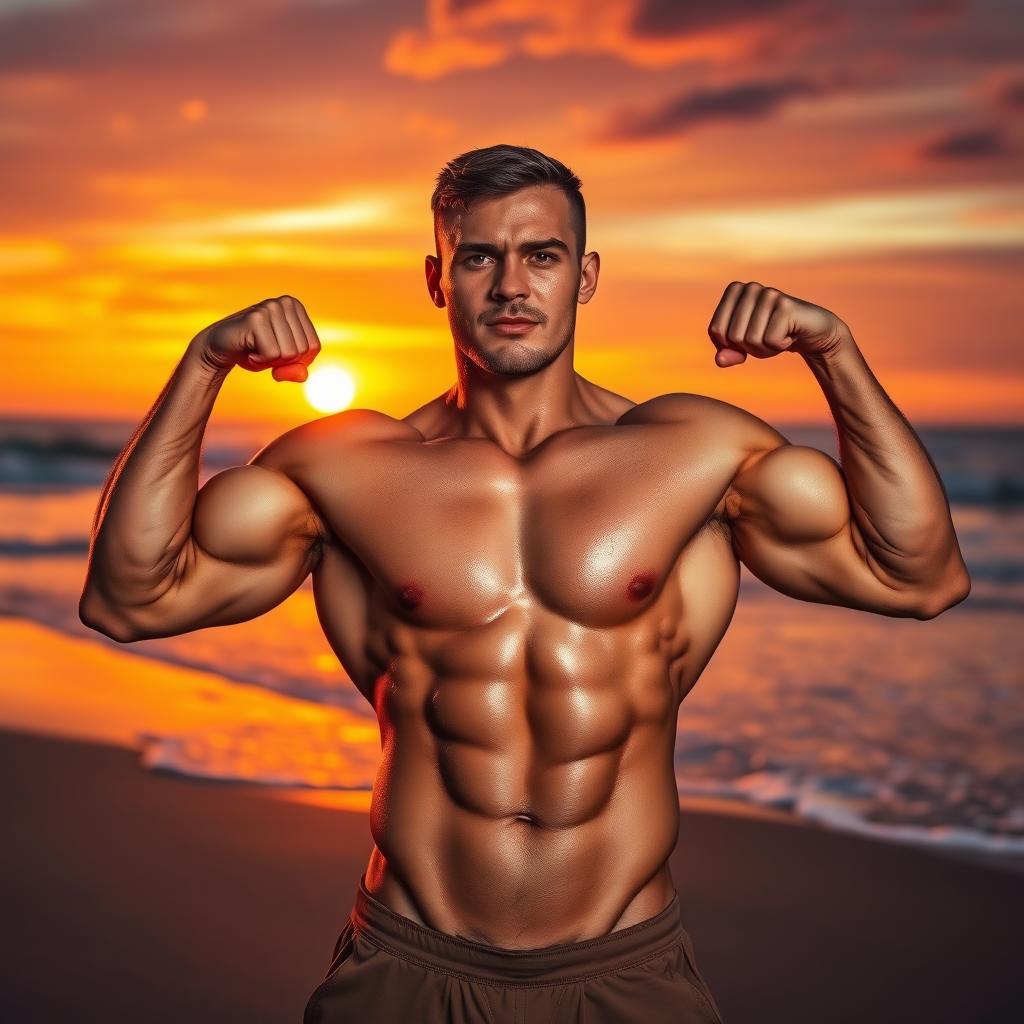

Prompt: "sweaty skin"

[80,183,971,950]
[269,388,748,946]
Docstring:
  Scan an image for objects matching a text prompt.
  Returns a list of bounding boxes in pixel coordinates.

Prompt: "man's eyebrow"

[453,237,572,257]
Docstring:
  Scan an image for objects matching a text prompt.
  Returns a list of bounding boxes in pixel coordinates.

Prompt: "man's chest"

[304,423,737,630]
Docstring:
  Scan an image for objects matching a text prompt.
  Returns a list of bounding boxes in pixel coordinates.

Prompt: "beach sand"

[1,725,1022,1024]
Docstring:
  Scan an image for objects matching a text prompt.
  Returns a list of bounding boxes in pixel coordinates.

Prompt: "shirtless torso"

[81,175,968,961]
[252,378,768,948]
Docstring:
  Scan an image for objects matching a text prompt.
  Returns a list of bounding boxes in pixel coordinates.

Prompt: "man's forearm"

[801,323,969,596]
[81,341,231,621]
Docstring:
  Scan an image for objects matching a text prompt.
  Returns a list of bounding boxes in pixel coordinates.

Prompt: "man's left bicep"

[726,444,929,617]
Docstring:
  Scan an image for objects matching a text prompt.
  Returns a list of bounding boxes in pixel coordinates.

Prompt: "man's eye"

[464,253,555,266]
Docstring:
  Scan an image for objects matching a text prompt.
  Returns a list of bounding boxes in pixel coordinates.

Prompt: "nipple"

[397,583,424,610]
[626,571,656,602]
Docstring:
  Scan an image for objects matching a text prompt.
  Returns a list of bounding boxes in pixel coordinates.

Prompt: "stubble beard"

[478,329,571,376]
[451,308,575,378]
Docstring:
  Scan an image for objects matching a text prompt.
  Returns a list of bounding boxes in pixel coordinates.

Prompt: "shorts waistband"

[349,873,686,987]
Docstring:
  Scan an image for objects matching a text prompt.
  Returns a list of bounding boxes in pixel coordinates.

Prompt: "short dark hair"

[431,144,586,262]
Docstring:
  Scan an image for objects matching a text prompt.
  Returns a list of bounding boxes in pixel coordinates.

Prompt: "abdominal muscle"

[361,647,686,948]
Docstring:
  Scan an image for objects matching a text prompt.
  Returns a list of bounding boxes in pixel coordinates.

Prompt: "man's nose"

[490,259,530,302]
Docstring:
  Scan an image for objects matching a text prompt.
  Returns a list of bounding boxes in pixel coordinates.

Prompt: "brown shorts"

[303,874,725,1023]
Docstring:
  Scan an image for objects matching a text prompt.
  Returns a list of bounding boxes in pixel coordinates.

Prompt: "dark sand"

[1,727,1022,1024]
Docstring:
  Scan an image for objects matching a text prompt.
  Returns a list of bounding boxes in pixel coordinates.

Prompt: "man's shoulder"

[621,391,786,443]
[249,408,418,472]
[625,392,792,494]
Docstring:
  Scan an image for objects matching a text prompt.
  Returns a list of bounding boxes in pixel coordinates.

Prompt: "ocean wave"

[133,720,1024,863]
[0,432,243,491]
[0,538,89,556]
[0,585,362,713]
[676,772,1024,860]
[137,721,380,790]
[3,596,1022,866]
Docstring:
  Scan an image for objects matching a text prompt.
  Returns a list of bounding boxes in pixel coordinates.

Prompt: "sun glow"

[303,365,357,414]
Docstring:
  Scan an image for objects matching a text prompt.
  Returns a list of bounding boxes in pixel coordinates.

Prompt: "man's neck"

[442,346,598,457]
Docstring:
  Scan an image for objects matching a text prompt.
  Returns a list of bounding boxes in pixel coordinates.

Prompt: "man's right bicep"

[122,464,322,640]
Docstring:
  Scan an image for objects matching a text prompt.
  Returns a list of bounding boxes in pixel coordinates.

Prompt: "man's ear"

[424,254,445,308]
[577,251,600,304]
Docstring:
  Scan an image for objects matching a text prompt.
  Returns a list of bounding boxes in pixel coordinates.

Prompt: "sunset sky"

[3,0,1022,427]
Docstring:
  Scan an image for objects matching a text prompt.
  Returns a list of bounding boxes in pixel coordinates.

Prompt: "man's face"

[425,184,597,377]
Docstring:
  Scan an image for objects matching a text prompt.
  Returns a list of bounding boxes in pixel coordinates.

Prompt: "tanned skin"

[80,183,971,948]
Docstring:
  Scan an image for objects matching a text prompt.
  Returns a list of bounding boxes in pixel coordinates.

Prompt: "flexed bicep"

[121,463,324,639]
[725,444,934,618]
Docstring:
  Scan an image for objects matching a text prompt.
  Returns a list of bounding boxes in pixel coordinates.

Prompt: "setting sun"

[303,364,357,414]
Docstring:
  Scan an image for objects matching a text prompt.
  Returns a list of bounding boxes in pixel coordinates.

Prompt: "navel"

[626,571,657,602]
[396,582,424,610]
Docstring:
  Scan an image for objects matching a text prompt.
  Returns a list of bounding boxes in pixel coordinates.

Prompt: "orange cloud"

[383,0,842,80]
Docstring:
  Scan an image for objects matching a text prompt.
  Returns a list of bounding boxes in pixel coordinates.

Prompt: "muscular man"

[80,144,971,1023]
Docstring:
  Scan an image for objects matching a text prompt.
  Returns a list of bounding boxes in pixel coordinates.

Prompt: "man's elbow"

[912,570,972,620]
[78,591,143,644]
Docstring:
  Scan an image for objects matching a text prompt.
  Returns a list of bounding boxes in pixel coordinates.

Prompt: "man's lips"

[486,318,540,335]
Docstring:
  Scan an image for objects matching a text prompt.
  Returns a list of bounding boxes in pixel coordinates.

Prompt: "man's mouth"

[486,316,541,335]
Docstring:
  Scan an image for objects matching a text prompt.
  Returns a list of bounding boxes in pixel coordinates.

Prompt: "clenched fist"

[190,295,321,382]
[708,281,848,366]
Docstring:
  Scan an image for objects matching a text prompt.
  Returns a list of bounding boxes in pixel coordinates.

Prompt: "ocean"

[1,415,1022,862]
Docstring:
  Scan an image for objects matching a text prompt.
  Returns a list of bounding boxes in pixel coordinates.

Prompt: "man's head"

[425,144,599,379]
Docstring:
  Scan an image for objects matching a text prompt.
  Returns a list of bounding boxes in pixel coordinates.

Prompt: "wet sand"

[1,727,1022,1023]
